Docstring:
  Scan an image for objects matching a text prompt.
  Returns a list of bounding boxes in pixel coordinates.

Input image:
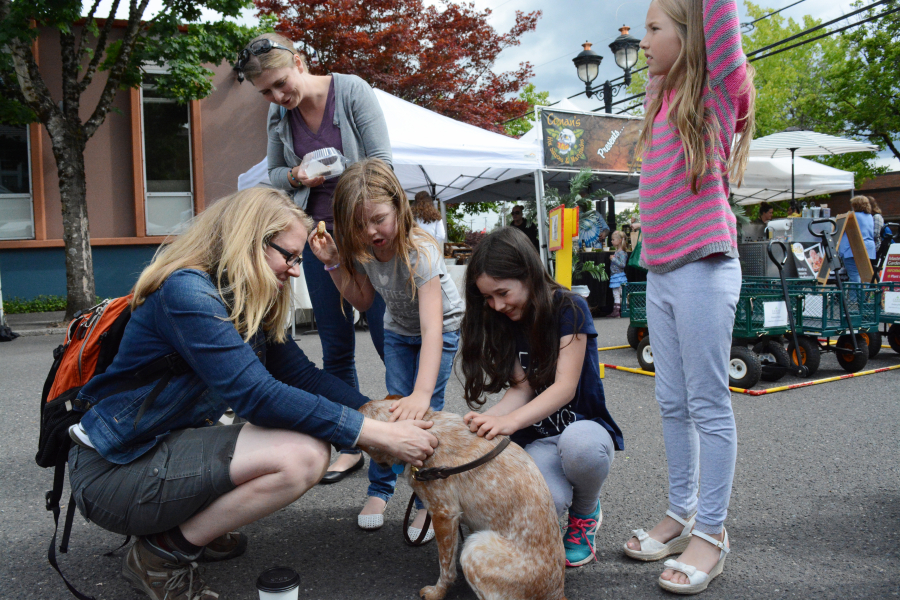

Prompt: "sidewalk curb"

[14,328,66,337]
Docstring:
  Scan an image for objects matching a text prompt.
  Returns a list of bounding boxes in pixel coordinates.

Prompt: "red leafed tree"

[253,0,540,132]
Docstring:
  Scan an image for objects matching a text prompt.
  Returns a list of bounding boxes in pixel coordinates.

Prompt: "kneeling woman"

[460,227,624,568]
[67,188,437,600]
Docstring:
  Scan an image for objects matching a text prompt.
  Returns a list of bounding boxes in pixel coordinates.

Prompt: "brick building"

[0,21,268,300]
[824,171,900,221]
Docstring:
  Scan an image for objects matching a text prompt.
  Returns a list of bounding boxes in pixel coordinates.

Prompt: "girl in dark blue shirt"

[459,227,623,568]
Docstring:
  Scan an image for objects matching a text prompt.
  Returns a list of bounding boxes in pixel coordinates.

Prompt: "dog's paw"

[419,585,447,600]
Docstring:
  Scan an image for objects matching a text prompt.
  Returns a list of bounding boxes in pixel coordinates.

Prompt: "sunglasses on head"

[236,39,295,83]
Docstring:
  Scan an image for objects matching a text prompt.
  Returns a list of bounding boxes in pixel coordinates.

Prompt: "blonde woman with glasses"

[66,188,437,600]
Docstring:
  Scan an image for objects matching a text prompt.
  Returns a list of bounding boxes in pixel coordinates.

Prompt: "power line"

[612,0,897,114]
[501,0,893,125]
[741,0,808,31]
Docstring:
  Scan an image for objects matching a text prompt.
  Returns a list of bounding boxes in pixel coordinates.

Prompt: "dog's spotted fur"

[358,399,567,600]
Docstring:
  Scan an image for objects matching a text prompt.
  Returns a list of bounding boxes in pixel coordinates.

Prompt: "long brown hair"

[412,191,442,223]
[635,0,756,192]
[332,159,436,301]
[132,188,313,343]
[460,227,580,410]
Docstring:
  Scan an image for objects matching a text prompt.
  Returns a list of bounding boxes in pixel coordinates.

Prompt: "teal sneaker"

[564,501,602,567]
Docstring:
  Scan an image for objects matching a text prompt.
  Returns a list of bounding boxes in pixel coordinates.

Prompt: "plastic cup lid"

[256,567,300,592]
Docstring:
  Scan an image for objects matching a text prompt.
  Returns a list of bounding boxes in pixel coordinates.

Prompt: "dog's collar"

[410,437,511,482]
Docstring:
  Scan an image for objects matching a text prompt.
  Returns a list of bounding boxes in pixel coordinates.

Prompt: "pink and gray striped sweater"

[638,0,752,274]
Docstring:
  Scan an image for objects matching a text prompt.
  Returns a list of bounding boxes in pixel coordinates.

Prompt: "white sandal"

[623,510,695,561]
[658,528,729,595]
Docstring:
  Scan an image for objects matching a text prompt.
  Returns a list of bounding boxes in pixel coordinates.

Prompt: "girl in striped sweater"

[622,0,755,594]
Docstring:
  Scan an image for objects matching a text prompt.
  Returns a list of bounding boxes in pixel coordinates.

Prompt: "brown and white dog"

[357,398,567,600]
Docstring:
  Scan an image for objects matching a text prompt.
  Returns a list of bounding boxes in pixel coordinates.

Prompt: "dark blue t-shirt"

[512,293,624,451]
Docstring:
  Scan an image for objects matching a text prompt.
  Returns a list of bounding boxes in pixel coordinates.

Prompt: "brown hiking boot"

[122,537,219,599]
[200,531,248,562]
[608,303,621,318]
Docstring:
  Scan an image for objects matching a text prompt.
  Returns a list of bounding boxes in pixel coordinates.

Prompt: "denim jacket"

[78,269,367,464]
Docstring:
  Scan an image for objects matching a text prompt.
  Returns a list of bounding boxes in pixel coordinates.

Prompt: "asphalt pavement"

[1,316,898,599]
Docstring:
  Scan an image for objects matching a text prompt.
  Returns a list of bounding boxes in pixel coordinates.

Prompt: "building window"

[0,123,34,240]
[141,73,193,236]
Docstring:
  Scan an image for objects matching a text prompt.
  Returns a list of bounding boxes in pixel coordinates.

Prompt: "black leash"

[401,437,511,546]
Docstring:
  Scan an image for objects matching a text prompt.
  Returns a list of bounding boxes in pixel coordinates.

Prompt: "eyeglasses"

[511,211,523,216]
[268,241,303,268]
[236,39,296,82]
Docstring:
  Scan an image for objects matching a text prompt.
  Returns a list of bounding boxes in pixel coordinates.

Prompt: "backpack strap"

[46,442,97,600]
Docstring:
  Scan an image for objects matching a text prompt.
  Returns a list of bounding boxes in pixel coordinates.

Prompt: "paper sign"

[881,243,900,283]
[884,291,900,316]
[763,301,789,328]
[548,205,564,251]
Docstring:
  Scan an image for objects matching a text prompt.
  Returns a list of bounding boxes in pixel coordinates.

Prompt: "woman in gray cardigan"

[238,33,391,484]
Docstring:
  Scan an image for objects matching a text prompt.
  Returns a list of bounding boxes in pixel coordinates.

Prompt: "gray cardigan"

[266,73,392,209]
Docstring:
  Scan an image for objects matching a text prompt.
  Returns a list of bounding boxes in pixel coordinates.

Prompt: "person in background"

[413,191,446,248]
[756,202,774,225]
[608,230,628,318]
[869,196,885,256]
[509,204,540,250]
[839,195,875,283]
[238,32,391,483]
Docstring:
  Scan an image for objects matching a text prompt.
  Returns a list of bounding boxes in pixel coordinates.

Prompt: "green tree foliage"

[621,3,897,189]
[0,0,266,318]
[504,83,550,137]
[742,1,890,186]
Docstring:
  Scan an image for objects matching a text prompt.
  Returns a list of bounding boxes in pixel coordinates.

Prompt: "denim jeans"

[302,243,385,389]
[367,329,460,504]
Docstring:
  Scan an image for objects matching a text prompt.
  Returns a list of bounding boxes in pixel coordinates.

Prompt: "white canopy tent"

[614,155,855,205]
[237,89,541,213]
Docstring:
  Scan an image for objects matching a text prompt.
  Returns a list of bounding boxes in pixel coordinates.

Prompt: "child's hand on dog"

[463,412,518,440]
[389,392,432,422]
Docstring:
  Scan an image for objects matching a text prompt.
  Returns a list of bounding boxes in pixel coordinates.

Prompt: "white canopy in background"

[614,155,854,205]
[237,89,541,202]
[749,130,878,158]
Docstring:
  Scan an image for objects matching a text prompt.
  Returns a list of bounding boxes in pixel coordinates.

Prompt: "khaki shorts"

[68,424,243,536]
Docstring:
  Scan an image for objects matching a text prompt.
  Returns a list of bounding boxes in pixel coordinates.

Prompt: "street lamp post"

[573,26,641,113]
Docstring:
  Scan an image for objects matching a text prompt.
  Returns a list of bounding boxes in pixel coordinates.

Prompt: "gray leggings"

[646,255,741,535]
[524,420,615,517]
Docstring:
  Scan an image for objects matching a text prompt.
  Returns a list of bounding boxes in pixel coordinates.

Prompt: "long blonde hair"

[132,188,314,343]
[333,159,436,301]
[636,0,756,192]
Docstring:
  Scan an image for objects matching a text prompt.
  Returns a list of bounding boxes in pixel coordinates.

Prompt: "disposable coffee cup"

[256,567,300,600]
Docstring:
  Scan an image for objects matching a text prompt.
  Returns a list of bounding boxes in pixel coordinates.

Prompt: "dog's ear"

[384,394,403,401]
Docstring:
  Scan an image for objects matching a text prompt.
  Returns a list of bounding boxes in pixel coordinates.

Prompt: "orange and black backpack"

[36,295,188,599]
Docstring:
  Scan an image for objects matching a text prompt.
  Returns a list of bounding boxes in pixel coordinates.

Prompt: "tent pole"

[790,147,797,213]
[439,199,448,242]
[534,169,550,271]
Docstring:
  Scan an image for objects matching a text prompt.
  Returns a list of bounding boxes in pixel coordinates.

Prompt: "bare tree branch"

[84,0,152,138]
[78,0,124,94]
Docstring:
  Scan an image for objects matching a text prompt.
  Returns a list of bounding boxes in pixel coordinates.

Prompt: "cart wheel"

[637,337,655,372]
[787,336,820,377]
[888,324,900,354]
[627,326,648,349]
[859,331,882,359]
[753,340,790,382]
[729,346,761,389]
[835,334,869,373]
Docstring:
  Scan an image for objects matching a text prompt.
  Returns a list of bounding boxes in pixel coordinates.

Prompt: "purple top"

[290,77,342,229]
